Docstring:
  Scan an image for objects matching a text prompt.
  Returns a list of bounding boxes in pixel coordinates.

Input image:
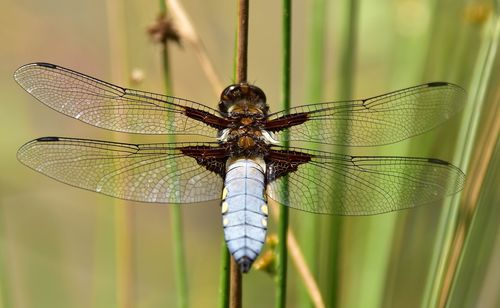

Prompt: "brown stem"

[229,1,250,307]
[236,0,249,83]
[230,258,242,308]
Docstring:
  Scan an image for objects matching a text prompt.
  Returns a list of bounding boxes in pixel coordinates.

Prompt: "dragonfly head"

[219,83,268,116]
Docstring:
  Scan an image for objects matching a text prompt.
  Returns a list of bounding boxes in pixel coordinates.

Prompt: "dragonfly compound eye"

[218,83,268,115]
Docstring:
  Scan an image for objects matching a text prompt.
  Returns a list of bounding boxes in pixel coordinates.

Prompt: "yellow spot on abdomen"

[261,218,267,227]
[221,201,229,214]
[223,218,229,226]
[222,187,228,199]
[261,204,268,215]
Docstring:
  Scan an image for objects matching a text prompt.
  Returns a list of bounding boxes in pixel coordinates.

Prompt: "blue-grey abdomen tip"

[239,257,253,273]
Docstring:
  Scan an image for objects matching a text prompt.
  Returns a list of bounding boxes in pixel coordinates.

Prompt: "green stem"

[337,0,358,100]
[169,206,188,308]
[298,0,326,307]
[219,21,233,305]
[159,2,188,307]
[218,241,230,308]
[424,7,500,308]
[327,1,358,307]
[104,1,132,307]
[276,0,291,307]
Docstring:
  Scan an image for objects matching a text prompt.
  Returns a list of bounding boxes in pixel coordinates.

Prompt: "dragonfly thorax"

[218,120,278,154]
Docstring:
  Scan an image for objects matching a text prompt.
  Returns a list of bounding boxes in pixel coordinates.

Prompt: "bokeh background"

[0,0,498,307]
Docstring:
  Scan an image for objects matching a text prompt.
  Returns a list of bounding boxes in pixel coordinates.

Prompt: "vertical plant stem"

[219,242,230,308]
[421,7,498,308]
[170,206,188,308]
[438,9,500,308]
[236,0,249,83]
[228,1,249,308]
[276,0,291,307]
[337,0,359,100]
[298,0,326,307]
[326,219,341,308]
[105,1,132,307]
[158,2,189,307]
[327,1,358,308]
[446,134,500,308]
[229,258,241,308]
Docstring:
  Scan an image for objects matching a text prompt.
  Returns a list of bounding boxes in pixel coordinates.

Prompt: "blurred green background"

[0,0,498,307]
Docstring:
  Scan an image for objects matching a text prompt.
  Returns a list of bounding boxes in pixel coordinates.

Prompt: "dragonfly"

[15,62,466,272]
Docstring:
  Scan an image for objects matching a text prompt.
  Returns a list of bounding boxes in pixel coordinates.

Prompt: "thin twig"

[288,231,326,308]
[270,203,325,308]
[165,0,224,95]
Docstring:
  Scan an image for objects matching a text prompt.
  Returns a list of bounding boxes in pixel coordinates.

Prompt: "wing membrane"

[267,82,466,146]
[17,137,225,203]
[14,63,223,137]
[266,147,465,215]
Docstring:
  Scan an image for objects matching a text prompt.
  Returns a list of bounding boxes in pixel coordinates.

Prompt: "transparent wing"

[17,137,225,204]
[14,63,224,137]
[266,147,465,215]
[267,82,466,146]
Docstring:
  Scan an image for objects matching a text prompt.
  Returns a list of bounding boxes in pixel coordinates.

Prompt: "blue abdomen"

[222,157,268,273]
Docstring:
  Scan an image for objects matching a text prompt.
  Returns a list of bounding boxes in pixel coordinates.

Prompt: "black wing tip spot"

[427,157,451,166]
[427,81,450,87]
[426,81,466,92]
[35,62,57,69]
[14,62,57,80]
[36,136,60,142]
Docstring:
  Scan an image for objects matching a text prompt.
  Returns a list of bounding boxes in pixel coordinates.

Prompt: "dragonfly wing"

[14,63,228,137]
[266,82,466,146]
[17,137,226,204]
[266,147,465,215]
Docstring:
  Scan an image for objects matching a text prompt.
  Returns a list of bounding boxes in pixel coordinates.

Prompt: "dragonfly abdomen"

[222,157,268,273]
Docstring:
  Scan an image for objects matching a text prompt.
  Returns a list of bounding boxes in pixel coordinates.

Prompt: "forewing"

[14,63,226,137]
[266,82,466,146]
[17,137,225,204]
[266,147,465,215]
